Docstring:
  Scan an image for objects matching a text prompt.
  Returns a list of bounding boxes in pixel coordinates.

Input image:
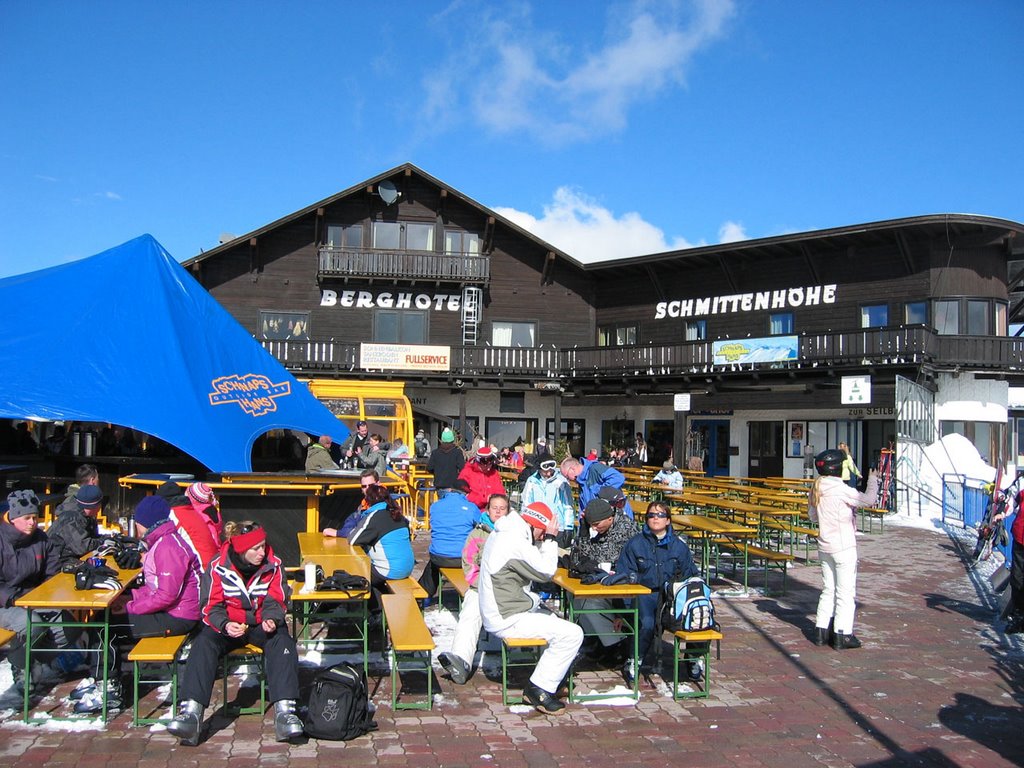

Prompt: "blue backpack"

[663,576,716,632]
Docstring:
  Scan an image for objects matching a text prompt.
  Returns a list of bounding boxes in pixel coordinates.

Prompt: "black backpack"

[303,663,378,740]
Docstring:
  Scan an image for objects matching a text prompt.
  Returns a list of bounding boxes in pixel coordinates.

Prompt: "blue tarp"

[0,234,346,471]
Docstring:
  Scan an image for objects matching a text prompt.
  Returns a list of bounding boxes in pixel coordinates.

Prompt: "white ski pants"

[449,587,484,666]
[493,609,584,694]
[816,547,858,634]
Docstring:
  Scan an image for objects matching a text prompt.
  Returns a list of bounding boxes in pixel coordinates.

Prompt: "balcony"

[318,246,490,286]
[261,326,1024,383]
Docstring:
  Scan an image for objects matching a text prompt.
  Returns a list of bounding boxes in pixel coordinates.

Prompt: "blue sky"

[1,0,1021,278]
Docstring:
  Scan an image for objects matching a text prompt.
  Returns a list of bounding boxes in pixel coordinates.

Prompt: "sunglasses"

[645,512,670,519]
[239,523,264,535]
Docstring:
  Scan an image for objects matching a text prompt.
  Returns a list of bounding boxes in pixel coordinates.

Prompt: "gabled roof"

[0,235,347,471]
[184,162,585,270]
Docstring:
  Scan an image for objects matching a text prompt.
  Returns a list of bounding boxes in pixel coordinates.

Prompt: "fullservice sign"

[360,343,452,372]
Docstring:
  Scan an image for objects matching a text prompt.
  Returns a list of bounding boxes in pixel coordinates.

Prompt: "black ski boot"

[832,631,862,650]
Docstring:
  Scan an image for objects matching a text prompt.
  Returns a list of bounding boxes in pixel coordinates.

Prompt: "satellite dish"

[378,180,400,205]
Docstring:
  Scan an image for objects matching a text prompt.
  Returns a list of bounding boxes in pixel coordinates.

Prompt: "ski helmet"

[814,449,845,477]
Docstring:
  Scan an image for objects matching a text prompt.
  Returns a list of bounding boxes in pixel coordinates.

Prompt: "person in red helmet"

[477,501,583,716]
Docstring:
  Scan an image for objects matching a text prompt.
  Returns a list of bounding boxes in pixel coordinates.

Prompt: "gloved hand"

[114,547,142,570]
[96,539,120,556]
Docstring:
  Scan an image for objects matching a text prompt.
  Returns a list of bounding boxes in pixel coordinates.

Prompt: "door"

[747,421,784,478]
[691,419,731,477]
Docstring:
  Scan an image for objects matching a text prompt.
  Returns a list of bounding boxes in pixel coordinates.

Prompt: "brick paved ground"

[1,519,1022,768]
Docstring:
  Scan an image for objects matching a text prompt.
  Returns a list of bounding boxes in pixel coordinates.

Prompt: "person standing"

[521,458,576,547]
[166,522,302,745]
[838,442,862,490]
[560,456,634,519]
[808,449,877,649]
[437,493,511,685]
[355,433,389,477]
[427,428,466,490]
[478,501,583,715]
[458,446,506,511]
[634,433,648,466]
[413,429,432,460]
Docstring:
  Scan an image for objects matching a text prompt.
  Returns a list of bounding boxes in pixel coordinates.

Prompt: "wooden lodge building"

[184,163,1024,510]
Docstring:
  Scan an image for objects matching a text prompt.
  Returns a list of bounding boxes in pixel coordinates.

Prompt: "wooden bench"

[438,566,471,609]
[713,540,794,594]
[127,634,188,726]
[0,628,15,649]
[763,520,819,561]
[381,593,435,710]
[672,627,724,700]
[858,506,891,534]
[387,577,429,600]
[500,637,547,706]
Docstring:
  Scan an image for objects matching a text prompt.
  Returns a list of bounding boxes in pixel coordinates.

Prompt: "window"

[492,321,535,347]
[405,223,434,251]
[598,324,637,346]
[685,320,707,341]
[546,418,585,458]
[259,311,309,340]
[967,300,990,335]
[860,304,888,328]
[905,301,927,325]
[499,392,525,414]
[934,300,959,334]
[326,224,362,248]
[372,222,400,249]
[374,310,427,344]
[444,230,481,255]
[769,313,793,335]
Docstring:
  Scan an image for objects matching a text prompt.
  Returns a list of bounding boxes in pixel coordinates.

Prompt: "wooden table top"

[297,531,369,560]
[552,568,650,598]
[671,514,757,537]
[15,568,140,610]
[299,552,371,580]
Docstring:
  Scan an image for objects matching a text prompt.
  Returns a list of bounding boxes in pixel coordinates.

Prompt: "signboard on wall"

[673,393,692,412]
[841,375,872,404]
[711,336,798,365]
[360,343,452,372]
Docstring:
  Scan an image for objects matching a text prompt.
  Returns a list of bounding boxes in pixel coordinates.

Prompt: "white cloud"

[494,186,747,263]
[423,0,736,145]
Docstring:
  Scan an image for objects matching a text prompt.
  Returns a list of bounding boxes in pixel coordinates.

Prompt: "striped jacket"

[200,541,289,633]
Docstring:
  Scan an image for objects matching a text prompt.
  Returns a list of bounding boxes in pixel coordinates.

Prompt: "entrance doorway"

[747,420,783,478]
[691,419,730,477]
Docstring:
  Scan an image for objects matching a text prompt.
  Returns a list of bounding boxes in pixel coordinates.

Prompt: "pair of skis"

[972,467,1020,565]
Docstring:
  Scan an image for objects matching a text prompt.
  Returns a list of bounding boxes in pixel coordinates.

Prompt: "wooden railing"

[318,247,490,284]
[261,326,1024,380]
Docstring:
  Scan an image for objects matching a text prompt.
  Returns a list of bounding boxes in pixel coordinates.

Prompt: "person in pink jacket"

[807,449,877,650]
[73,495,202,714]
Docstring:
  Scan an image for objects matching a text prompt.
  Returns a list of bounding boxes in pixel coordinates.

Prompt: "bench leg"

[131,657,180,727]
[672,637,713,700]
[390,649,433,710]
[221,653,266,716]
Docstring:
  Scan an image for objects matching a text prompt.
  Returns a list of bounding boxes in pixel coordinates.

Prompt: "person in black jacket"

[614,501,699,685]
[0,490,75,701]
[427,428,466,490]
[48,485,108,567]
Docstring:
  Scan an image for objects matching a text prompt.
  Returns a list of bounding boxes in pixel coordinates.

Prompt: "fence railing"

[261,326,1024,379]
[318,247,490,284]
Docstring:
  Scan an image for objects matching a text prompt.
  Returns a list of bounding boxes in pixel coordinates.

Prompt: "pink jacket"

[125,519,202,620]
[807,476,877,555]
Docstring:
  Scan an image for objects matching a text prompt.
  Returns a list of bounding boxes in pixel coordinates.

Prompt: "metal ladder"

[462,286,482,346]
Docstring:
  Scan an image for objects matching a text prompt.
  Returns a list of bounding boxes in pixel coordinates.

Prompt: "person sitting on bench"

[166,521,302,745]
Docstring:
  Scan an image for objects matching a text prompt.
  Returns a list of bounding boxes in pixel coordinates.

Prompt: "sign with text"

[360,343,452,372]
[673,393,692,412]
[712,336,798,365]
[842,375,871,404]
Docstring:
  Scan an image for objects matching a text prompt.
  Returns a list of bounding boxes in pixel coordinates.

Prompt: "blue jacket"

[577,459,634,519]
[349,506,414,579]
[428,490,479,558]
[614,526,698,591]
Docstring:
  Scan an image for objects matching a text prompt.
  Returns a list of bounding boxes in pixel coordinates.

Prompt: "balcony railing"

[318,246,490,285]
[261,326,1024,381]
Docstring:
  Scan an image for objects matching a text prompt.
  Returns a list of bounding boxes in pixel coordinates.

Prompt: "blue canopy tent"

[0,234,346,471]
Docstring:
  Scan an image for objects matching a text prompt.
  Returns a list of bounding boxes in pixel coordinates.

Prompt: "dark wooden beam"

[643,264,667,302]
[249,237,260,274]
[541,251,557,285]
[894,231,914,274]
[716,255,737,293]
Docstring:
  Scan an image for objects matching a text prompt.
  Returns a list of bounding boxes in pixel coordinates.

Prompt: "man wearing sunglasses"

[614,501,699,686]
[458,445,505,511]
[560,455,634,520]
[323,469,379,539]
